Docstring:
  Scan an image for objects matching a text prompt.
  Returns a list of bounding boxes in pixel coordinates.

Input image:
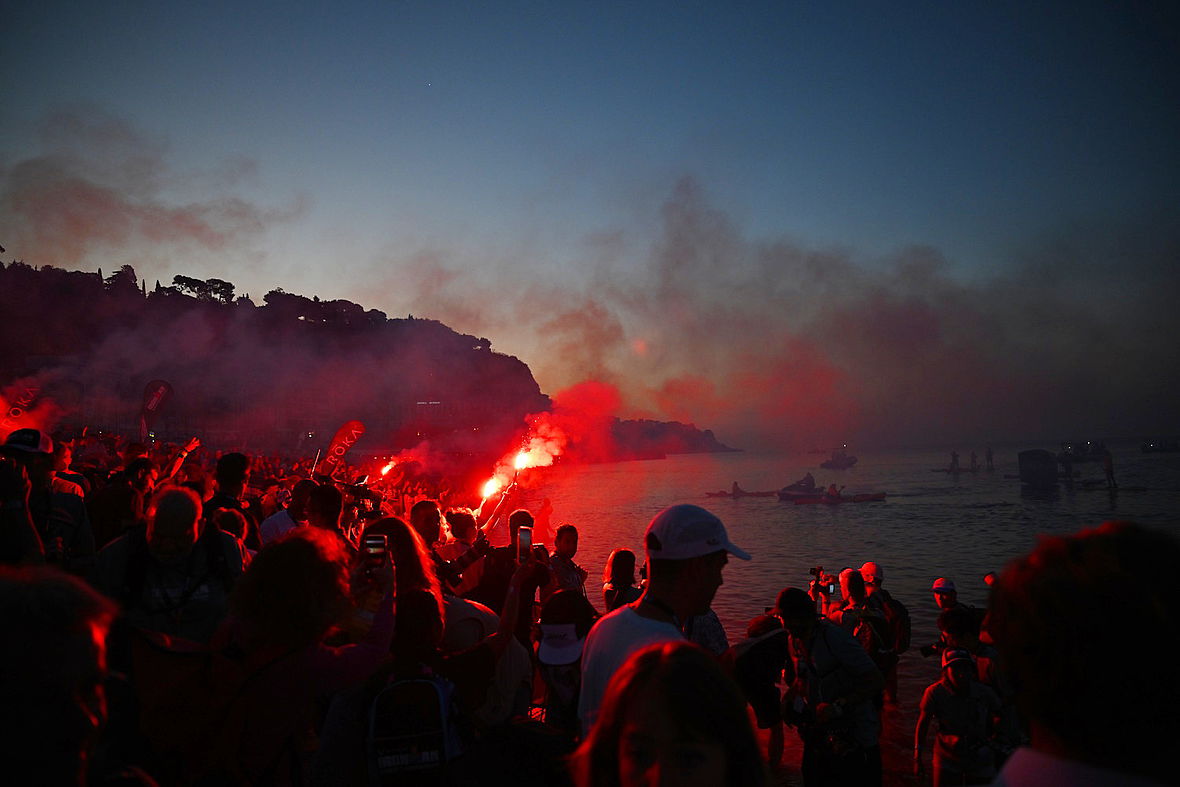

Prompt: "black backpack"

[881,595,912,654]
[367,674,465,785]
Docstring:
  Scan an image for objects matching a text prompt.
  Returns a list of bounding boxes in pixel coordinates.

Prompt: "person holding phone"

[465,509,551,646]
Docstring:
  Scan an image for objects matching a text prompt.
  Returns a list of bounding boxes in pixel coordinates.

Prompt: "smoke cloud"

[368,178,1180,450]
[4,107,1177,451]
[0,104,301,281]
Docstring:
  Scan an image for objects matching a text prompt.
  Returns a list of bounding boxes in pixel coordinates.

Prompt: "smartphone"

[362,533,388,561]
[517,526,532,563]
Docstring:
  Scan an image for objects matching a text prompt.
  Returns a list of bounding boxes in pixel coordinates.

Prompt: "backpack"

[881,595,912,654]
[844,606,896,675]
[367,674,465,786]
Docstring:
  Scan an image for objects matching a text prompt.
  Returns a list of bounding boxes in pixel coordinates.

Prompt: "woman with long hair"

[602,548,643,612]
[570,640,769,787]
[200,526,395,785]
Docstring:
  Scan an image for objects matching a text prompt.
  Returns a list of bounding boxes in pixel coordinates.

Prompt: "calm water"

[516,442,1180,780]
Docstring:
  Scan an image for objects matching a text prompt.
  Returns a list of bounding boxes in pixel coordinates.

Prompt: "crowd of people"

[1,427,1176,786]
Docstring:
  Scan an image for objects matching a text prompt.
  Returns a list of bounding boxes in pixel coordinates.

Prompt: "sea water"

[522,442,1180,781]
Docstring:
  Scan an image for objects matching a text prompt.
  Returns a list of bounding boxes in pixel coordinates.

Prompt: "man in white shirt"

[578,503,750,735]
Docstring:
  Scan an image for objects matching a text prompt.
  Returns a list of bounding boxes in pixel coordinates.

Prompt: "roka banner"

[318,419,366,478]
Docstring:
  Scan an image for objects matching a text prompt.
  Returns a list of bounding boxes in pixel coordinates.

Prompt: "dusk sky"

[3,1,1178,449]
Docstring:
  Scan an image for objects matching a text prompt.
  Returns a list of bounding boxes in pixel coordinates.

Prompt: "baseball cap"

[932,577,956,593]
[860,561,883,585]
[644,504,751,561]
[746,613,783,639]
[942,648,974,669]
[537,623,584,666]
[1,428,53,455]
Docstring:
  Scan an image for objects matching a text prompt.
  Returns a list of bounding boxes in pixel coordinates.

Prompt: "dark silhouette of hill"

[0,262,733,460]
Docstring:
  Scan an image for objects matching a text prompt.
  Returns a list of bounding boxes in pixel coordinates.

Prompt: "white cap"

[537,623,584,665]
[644,504,751,562]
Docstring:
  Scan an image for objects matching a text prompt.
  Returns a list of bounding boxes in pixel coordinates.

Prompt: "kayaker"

[825,483,841,500]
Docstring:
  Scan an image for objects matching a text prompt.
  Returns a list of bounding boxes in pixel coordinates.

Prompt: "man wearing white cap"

[577,504,750,735]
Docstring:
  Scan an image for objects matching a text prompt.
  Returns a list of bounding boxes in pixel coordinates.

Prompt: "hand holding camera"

[808,565,837,598]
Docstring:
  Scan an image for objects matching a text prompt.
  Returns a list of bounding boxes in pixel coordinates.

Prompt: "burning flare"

[481,478,501,499]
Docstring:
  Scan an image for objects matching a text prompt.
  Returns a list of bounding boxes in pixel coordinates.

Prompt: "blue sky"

[3,1,1177,446]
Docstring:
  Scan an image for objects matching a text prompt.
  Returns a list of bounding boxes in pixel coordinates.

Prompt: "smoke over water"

[369,179,1180,450]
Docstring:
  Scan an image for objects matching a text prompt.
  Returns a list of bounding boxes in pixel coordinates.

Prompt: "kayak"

[794,492,887,505]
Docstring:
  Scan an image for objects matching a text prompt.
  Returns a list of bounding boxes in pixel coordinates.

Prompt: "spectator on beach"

[931,577,963,612]
[0,565,119,786]
[601,547,643,612]
[313,524,539,784]
[777,586,884,787]
[545,523,590,601]
[197,527,393,785]
[859,561,909,704]
[306,482,349,544]
[578,503,750,735]
[438,506,485,595]
[1,453,46,565]
[212,507,254,559]
[91,485,247,643]
[723,613,792,769]
[51,439,87,497]
[914,648,1001,785]
[535,589,600,736]
[467,508,550,640]
[259,478,317,545]
[2,428,96,574]
[571,640,769,787]
[828,568,894,694]
[88,456,157,549]
[203,452,259,549]
[988,521,1179,785]
[412,498,490,594]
